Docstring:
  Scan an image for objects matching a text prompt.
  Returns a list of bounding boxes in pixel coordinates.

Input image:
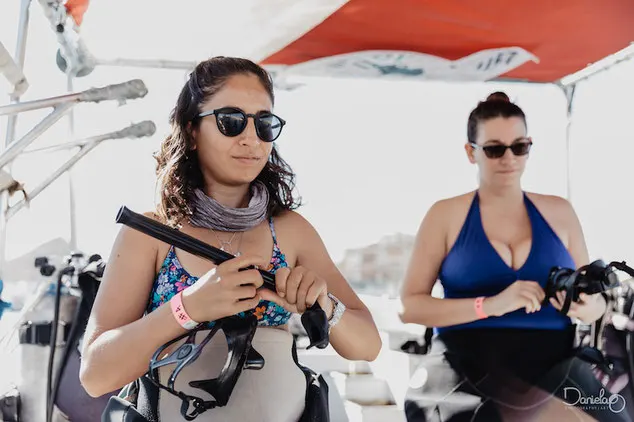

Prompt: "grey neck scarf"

[188,181,269,232]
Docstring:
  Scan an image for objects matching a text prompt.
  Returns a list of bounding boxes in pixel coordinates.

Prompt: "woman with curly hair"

[79,56,381,421]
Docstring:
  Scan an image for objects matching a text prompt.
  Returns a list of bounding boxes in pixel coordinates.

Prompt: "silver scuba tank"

[7,253,84,422]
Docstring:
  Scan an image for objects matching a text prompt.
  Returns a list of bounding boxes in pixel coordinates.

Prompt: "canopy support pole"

[557,43,634,205]
[65,70,78,251]
[562,83,576,203]
[559,44,634,86]
[5,121,156,220]
[96,57,197,71]
[0,0,32,281]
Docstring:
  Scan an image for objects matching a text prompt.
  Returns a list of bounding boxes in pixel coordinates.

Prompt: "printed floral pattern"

[147,218,292,327]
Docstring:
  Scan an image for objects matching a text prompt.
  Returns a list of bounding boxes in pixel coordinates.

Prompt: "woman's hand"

[181,254,269,323]
[259,266,333,317]
[549,291,607,324]
[484,280,546,316]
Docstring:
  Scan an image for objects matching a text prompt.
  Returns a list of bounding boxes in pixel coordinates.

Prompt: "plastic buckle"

[18,320,68,347]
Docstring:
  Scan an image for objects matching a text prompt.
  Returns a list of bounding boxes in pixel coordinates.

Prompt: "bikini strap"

[268,216,280,248]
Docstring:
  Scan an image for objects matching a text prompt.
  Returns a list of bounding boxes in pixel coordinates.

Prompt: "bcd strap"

[400,327,434,355]
[575,345,615,376]
[18,320,71,346]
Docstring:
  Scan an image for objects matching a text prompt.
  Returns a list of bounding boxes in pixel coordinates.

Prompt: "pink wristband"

[170,291,199,330]
[474,296,488,319]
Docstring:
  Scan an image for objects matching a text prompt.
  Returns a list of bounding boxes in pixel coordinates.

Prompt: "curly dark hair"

[153,56,301,227]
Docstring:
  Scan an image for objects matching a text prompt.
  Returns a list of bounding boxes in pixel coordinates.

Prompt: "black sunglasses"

[197,107,286,143]
[470,139,533,159]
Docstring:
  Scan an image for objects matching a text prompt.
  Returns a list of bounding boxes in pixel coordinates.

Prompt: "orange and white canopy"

[64,0,634,84]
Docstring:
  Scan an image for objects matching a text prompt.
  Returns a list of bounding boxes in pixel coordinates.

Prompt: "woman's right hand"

[484,280,546,317]
[180,254,269,323]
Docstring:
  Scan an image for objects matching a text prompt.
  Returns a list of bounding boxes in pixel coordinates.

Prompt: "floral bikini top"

[147,217,292,327]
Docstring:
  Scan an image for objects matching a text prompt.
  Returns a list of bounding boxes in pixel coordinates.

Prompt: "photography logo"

[563,387,626,414]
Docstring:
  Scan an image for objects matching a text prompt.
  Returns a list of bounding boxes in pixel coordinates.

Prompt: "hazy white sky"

[0,1,632,277]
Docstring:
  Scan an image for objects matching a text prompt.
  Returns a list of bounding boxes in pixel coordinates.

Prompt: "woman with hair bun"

[400,92,627,421]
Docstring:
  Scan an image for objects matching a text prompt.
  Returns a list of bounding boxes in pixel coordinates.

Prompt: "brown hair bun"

[486,91,510,102]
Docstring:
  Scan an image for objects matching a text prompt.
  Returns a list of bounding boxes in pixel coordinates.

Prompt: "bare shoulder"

[271,209,316,237]
[438,191,476,211]
[423,192,476,250]
[526,192,590,265]
[269,210,326,259]
[425,191,476,226]
[526,192,571,208]
[525,192,577,221]
[525,192,582,248]
[142,210,162,220]
[84,210,164,348]
[112,210,162,254]
[101,209,162,296]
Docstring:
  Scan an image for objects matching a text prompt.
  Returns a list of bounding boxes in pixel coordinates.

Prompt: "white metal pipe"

[0,93,79,115]
[96,57,197,71]
[560,44,634,86]
[0,79,148,116]
[6,120,156,219]
[0,41,28,98]
[67,72,78,251]
[4,0,32,139]
[22,138,107,154]
[0,0,32,282]
[19,120,157,155]
[0,104,74,169]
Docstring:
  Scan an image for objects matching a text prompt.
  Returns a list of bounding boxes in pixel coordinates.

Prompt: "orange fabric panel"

[64,0,90,26]
[262,0,634,82]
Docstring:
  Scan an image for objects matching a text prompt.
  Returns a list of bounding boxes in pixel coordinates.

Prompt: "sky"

[0,1,633,283]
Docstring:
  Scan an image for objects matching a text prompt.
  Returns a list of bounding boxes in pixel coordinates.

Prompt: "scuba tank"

[14,253,81,422]
[0,251,115,422]
[52,254,116,421]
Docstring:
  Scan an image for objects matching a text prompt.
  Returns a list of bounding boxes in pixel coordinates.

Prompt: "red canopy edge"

[261,0,634,83]
[64,0,90,27]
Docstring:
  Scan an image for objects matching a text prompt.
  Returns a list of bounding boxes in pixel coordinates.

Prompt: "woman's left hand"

[549,291,607,324]
[259,266,333,316]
